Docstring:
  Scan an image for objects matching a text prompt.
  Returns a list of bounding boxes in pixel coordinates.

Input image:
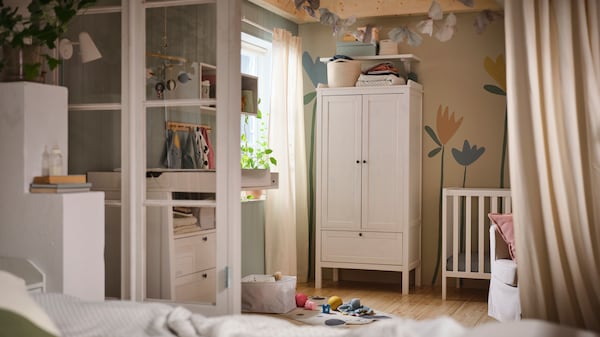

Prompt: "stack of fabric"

[173,207,200,235]
[355,62,406,87]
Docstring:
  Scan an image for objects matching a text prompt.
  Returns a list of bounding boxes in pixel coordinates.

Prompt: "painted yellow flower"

[436,105,463,145]
[484,54,506,91]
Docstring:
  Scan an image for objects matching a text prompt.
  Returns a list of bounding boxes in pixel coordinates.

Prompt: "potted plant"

[0,0,96,82]
[241,102,276,199]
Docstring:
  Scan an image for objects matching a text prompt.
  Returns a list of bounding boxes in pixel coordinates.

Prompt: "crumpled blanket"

[33,293,467,337]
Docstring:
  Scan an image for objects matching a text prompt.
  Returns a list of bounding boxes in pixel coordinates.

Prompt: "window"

[241,33,272,168]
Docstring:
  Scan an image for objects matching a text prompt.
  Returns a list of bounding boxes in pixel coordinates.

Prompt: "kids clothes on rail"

[162,126,214,169]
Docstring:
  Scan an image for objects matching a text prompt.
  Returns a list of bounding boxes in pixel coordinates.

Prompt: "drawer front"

[174,268,216,303]
[174,232,216,277]
[321,231,403,265]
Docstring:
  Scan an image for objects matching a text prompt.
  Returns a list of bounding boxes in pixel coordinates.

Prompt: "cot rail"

[441,187,511,299]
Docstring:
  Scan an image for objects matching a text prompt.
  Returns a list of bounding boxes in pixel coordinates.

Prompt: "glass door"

[63,0,241,314]
[141,0,241,314]
[144,1,218,306]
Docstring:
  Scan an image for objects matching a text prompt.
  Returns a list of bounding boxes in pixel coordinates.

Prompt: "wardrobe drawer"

[321,230,403,265]
[174,268,216,303]
[174,232,215,277]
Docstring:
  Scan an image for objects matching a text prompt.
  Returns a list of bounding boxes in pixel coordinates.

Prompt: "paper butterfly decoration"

[389,26,423,47]
[319,8,356,37]
[474,10,504,34]
[416,0,457,42]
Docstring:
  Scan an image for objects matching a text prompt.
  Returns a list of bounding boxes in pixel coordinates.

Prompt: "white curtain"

[505,0,600,331]
[265,28,309,280]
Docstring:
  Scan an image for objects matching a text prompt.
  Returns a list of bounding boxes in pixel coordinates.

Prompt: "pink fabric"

[489,213,517,262]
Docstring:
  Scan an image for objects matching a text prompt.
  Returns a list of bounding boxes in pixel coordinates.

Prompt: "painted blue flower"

[302,51,327,88]
[452,140,485,166]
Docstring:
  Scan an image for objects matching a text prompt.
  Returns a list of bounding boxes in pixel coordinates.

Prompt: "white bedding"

[32,293,598,337]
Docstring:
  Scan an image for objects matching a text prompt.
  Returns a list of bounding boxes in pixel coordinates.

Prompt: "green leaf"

[428,147,442,157]
[44,55,61,70]
[23,63,41,81]
[270,157,277,165]
[304,91,316,105]
[425,126,442,146]
[483,84,506,96]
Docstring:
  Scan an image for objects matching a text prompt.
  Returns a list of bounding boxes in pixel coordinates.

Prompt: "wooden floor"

[294,280,497,328]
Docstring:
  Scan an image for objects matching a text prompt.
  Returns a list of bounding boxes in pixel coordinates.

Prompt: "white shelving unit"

[0,82,105,301]
[319,54,421,73]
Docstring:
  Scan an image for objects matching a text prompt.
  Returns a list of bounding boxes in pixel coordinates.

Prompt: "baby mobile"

[146,7,195,99]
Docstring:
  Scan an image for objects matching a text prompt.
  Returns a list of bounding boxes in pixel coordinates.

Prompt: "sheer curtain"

[264,28,309,280]
[505,0,600,331]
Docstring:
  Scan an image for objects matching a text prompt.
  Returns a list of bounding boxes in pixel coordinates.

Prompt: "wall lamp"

[58,32,102,63]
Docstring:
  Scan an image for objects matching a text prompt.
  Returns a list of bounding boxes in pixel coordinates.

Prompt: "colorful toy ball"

[327,295,343,311]
[295,293,308,307]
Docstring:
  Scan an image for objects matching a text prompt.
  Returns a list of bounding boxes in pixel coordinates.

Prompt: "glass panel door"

[61,6,123,299]
[144,1,219,306]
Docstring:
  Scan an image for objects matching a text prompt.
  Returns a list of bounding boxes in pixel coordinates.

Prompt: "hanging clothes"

[182,129,198,169]
[194,127,210,169]
[161,129,182,169]
[200,126,215,169]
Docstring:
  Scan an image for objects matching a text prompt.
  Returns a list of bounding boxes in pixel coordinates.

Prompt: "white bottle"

[42,146,50,176]
[49,145,63,176]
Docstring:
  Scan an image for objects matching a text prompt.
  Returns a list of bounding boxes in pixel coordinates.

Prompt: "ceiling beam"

[249,0,503,24]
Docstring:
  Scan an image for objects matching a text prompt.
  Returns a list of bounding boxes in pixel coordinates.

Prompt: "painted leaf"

[484,84,506,96]
[425,125,442,146]
[304,91,317,104]
[428,147,442,157]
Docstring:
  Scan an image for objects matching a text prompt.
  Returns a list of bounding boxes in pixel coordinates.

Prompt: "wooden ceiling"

[249,0,503,24]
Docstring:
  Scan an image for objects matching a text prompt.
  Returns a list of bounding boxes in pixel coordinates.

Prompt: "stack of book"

[30,175,92,193]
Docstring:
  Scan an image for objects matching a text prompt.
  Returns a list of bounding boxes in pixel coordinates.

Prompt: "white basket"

[241,275,296,313]
[327,59,361,87]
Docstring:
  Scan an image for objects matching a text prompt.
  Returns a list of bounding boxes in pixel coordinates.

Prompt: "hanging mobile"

[166,79,177,91]
[155,82,165,98]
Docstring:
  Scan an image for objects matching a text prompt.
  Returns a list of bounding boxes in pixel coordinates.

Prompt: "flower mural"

[425,105,463,285]
[483,54,507,188]
[452,139,486,252]
[302,51,327,279]
[452,140,485,188]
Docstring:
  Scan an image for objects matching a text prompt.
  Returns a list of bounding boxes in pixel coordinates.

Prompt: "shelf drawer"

[174,268,216,303]
[174,232,215,277]
[321,230,403,265]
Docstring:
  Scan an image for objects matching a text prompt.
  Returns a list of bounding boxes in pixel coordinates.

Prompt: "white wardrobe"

[315,82,423,294]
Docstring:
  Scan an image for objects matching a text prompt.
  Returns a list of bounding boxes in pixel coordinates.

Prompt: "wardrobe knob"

[358,233,363,237]
[356,160,360,164]
[202,236,208,241]
[202,273,208,278]
[363,160,367,163]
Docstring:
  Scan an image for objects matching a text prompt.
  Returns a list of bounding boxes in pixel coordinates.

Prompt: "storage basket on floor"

[241,274,296,313]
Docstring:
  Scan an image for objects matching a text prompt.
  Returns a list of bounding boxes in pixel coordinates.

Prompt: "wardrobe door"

[320,94,362,231]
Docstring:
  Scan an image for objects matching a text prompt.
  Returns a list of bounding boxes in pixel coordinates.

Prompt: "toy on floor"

[337,298,374,316]
[295,293,308,307]
[327,296,343,311]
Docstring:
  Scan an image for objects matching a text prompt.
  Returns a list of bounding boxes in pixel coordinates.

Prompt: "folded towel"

[173,216,198,227]
[356,74,406,86]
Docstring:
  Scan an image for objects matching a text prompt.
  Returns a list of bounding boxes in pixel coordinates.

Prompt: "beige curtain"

[505,0,600,331]
[265,28,309,281]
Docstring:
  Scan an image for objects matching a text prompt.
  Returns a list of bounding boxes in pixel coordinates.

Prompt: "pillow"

[488,213,517,262]
[0,270,60,337]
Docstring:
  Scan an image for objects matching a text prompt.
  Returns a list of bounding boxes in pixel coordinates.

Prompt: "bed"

[1,260,598,337]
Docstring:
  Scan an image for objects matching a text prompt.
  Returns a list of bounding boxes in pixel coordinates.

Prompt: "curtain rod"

[241,16,273,35]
